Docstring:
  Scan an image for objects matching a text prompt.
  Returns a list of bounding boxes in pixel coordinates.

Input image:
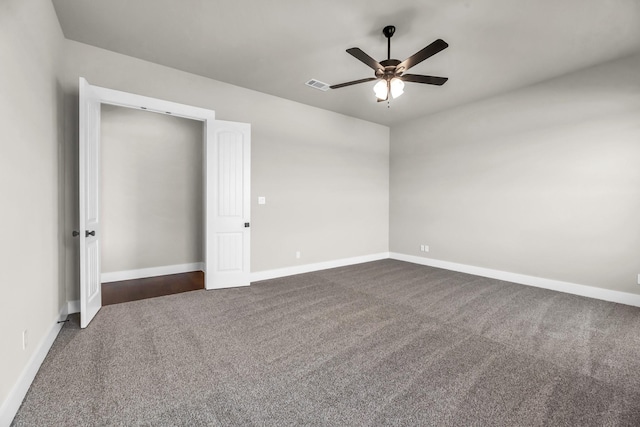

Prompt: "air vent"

[305,79,330,91]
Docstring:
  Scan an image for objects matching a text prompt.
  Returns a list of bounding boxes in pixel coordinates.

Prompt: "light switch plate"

[258,196,266,205]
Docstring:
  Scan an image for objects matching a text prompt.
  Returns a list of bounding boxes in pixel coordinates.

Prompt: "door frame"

[80,78,249,327]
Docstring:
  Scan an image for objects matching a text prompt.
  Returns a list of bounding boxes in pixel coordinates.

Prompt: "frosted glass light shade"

[390,78,404,98]
[373,80,388,100]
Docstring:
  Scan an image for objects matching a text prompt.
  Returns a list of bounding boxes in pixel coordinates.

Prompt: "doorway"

[100,104,205,304]
[79,78,252,328]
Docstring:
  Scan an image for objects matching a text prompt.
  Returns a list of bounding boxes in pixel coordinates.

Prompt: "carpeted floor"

[12,259,640,426]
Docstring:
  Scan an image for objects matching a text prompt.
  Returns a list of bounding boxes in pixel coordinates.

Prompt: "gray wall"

[0,0,65,410]
[390,53,640,295]
[100,105,204,273]
[61,40,390,301]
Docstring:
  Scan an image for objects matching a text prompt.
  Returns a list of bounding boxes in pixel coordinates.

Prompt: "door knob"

[72,230,80,237]
[85,230,95,237]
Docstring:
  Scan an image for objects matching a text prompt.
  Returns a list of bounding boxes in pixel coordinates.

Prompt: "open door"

[79,77,102,328]
[205,120,251,289]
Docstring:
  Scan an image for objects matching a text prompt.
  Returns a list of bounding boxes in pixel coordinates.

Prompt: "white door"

[205,120,251,289]
[79,78,102,328]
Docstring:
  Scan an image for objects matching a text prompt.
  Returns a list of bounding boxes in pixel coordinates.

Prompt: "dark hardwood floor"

[102,271,204,306]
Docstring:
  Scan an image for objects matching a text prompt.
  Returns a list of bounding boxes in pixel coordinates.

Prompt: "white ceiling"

[52,0,640,126]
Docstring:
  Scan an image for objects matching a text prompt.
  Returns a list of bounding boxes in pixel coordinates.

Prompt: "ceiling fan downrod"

[383,25,395,61]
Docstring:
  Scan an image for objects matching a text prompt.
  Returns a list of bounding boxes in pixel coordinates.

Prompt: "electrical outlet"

[424,245,429,253]
[420,245,425,252]
[22,329,27,350]
[296,251,301,259]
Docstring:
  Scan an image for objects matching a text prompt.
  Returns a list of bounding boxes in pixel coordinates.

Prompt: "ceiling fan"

[330,26,448,102]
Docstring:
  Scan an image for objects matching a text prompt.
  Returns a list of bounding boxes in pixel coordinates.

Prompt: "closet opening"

[99,104,204,305]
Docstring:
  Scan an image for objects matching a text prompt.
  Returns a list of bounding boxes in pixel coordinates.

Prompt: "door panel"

[79,77,102,328]
[205,121,251,289]
[216,232,243,271]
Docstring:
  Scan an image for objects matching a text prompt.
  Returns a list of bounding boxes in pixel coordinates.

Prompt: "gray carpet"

[12,259,640,426]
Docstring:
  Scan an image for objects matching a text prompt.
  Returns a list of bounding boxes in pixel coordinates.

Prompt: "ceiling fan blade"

[330,77,378,89]
[400,74,448,86]
[346,48,384,72]
[397,39,448,73]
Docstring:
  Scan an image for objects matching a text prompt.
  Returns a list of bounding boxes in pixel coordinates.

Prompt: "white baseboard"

[101,262,204,283]
[67,300,80,315]
[390,252,640,308]
[71,252,640,315]
[0,306,66,426]
[251,252,390,283]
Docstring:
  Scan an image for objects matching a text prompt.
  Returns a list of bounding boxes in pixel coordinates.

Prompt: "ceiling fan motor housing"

[377,59,402,80]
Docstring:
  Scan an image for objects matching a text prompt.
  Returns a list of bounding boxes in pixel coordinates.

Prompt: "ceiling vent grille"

[305,79,330,91]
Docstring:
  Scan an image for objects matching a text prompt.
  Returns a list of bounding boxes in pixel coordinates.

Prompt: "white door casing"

[78,77,252,328]
[205,121,251,289]
[79,77,102,328]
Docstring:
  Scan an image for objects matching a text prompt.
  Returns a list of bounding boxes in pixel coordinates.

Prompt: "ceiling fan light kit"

[330,25,448,103]
[390,78,404,98]
[374,78,404,100]
[373,80,388,99]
